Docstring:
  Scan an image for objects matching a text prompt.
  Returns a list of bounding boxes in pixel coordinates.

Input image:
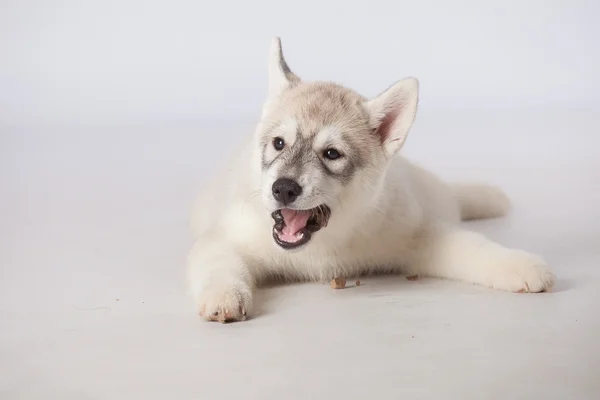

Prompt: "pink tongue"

[281,209,312,235]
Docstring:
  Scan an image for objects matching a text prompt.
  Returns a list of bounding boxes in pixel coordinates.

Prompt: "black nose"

[272,178,302,205]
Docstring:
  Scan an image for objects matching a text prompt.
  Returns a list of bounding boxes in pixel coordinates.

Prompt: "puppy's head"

[256,38,419,250]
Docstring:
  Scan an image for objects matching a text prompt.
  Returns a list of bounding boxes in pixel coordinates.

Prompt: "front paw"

[197,281,252,323]
[492,251,556,293]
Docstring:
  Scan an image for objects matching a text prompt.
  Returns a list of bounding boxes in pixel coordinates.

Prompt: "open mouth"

[271,205,331,249]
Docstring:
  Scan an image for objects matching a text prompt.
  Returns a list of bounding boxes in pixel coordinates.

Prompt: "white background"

[2,1,600,399]
[1,0,599,125]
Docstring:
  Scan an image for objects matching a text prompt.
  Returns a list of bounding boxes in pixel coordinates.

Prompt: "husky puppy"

[188,38,555,322]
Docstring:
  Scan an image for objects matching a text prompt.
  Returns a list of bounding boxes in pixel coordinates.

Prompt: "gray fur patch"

[260,121,285,170]
[318,157,356,186]
[276,132,358,186]
[278,45,300,84]
[261,143,271,170]
[278,135,313,178]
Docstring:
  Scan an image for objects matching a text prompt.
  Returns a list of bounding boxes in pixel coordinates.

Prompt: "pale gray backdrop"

[1,0,598,125]
[1,1,599,399]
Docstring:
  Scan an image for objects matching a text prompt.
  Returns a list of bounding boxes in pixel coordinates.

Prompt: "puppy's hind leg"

[414,227,556,292]
[187,233,253,322]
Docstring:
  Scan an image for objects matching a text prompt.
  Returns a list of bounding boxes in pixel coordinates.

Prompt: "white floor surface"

[1,110,599,399]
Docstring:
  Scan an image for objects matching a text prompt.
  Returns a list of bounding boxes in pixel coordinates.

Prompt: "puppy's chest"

[263,233,411,279]
[226,202,413,277]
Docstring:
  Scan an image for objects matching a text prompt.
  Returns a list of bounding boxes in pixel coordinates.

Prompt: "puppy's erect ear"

[263,37,300,115]
[365,77,419,157]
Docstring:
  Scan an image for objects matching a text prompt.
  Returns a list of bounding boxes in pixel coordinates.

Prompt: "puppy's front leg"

[188,234,253,322]
[416,228,556,292]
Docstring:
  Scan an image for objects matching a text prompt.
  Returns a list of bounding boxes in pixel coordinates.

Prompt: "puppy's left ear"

[365,77,419,157]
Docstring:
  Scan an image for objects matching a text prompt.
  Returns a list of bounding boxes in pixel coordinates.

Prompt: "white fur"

[187,38,556,322]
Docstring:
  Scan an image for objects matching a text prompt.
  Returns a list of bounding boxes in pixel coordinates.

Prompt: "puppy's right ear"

[263,37,300,115]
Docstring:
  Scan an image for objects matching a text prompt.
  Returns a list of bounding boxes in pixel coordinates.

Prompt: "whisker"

[241,190,261,216]
[319,190,344,214]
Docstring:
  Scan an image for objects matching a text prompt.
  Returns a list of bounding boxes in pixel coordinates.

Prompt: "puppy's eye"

[273,137,285,151]
[323,148,342,160]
